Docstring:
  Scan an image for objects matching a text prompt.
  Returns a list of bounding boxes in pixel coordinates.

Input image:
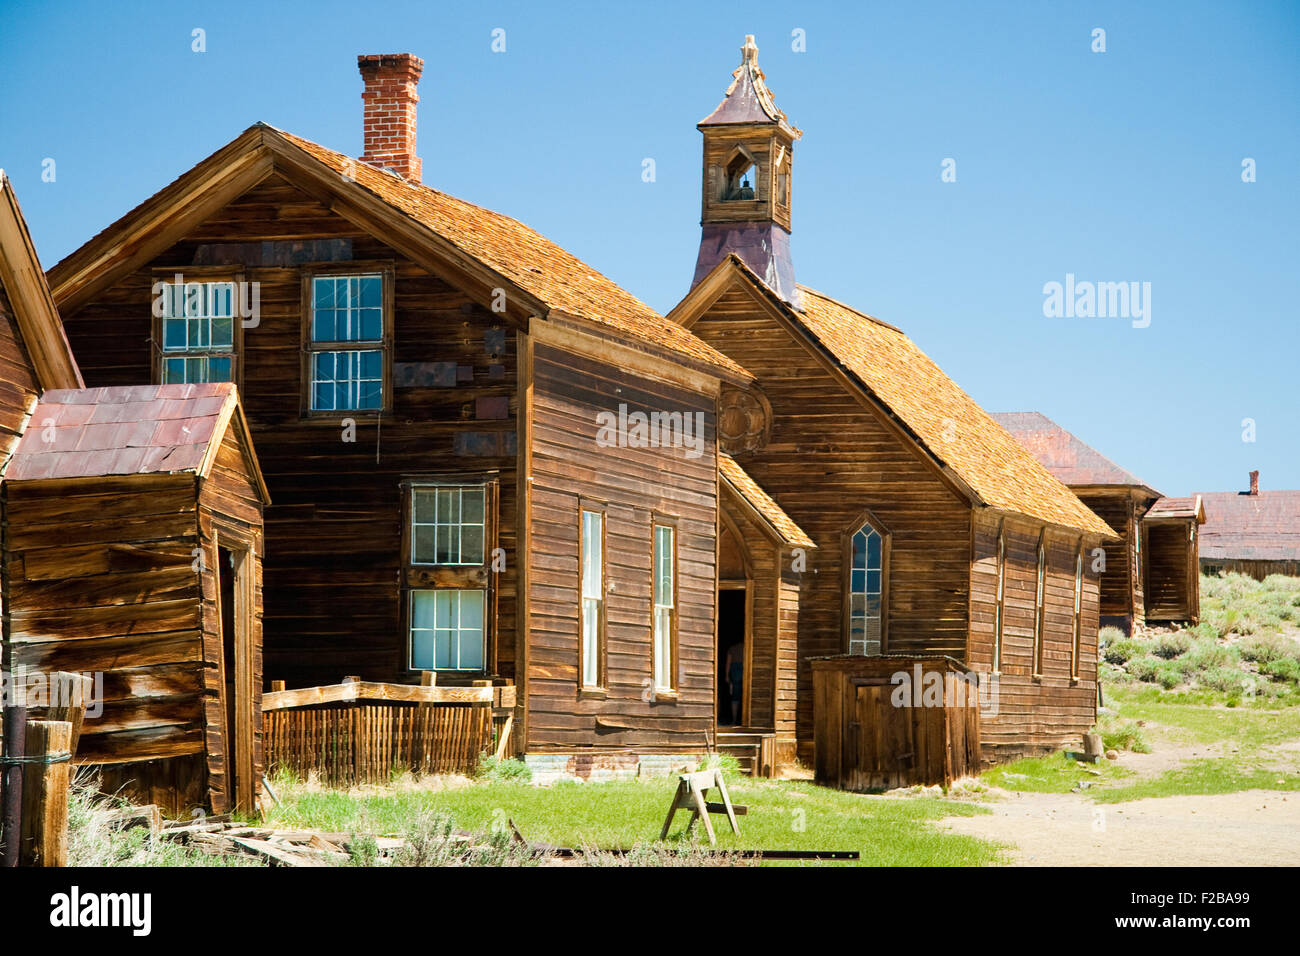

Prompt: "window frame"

[651,514,679,696]
[1071,538,1084,681]
[578,499,608,694]
[151,266,245,390]
[1033,530,1048,678]
[300,261,395,419]
[993,521,1006,675]
[399,476,499,675]
[406,588,488,673]
[842,506,890,656]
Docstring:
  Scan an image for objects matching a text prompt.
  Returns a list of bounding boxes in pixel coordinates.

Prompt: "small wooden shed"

[2,382,269,815]
[1142,496,1204,623]
[812,655,982,791]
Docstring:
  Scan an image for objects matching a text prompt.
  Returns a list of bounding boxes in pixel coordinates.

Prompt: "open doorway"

[717,588,747,726]
[215,543,255,812]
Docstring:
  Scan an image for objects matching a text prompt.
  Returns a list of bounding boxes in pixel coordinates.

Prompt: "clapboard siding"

[59,175,519,690]
[689,283,971,754]
[1076,490,1142,624]
[969,512,1099,761]
[525,342,717,753]
[0,286,41,462]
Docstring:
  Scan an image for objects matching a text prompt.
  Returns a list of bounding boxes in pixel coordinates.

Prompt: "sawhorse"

[658,768,745,845]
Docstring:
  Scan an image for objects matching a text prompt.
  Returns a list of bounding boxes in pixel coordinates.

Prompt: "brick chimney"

[1249,470,1260,495]
[358,53,424,183]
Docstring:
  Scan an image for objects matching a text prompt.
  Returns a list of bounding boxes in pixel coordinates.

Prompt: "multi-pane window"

[403,480,494,674]
[848,521,884,655]
[1071,542,1084,679]
[409,589,484,671]
[158,280,236,384]
[1033,534,1048,675]
[411,486,486,566]
[652,523,676,692]
[309,273,385,411]
[581,509,605,689]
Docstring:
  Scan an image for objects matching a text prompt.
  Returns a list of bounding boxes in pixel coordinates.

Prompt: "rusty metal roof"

[1195,490,1300,561]
[990,411,1158,494]
[6,383,239,483]
[698,35,801,136]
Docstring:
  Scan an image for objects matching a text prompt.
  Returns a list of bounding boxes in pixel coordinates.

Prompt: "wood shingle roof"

[719,452,815,548]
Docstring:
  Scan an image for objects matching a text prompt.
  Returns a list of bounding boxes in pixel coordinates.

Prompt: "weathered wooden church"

[30,39,1117,788]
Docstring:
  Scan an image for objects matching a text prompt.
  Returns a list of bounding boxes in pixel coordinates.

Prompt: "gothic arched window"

[846,511,888,655]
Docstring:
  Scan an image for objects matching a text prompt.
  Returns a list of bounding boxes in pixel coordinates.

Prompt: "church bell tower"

[692,35,802,307]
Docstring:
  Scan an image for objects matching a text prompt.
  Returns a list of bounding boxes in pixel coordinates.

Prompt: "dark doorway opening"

[215,544,253,812]
[718,588,747,726]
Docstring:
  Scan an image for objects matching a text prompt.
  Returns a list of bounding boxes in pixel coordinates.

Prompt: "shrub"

[1152,632,1190,659]
[1098,626,1127,650]
[1127,655,1161,683]
[1260,657,1300,684]
[391,812,538,867]
[1100,721,1151,754]
[1153,661,1183,689]
[1198,666,1249,694]
[1184,641,1238,672]
[1104,638,1146,665]
[475,755,533,784]
[1239,634,1298,665]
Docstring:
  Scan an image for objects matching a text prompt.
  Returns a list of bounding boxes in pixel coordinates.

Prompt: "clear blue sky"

[2,0,1296,496]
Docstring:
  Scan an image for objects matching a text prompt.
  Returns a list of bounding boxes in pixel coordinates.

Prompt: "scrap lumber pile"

[158,817,351,867]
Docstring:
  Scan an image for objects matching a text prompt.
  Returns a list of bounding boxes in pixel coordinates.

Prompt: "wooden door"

[216,544,255,812]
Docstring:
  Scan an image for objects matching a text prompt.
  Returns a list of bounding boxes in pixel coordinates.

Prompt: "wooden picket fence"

[263,679,516,786]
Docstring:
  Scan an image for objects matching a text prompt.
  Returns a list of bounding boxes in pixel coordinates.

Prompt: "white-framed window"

[848,520,884,655]
[1033,533,1048,675]
[409,589,485,671]
[652,523,676,691]
[580,507,605,689]
[308,272,386,411]
[411,485,486,566]
[158,279,236,384]
[993,525,1006,673]
[1072,541,1084,679]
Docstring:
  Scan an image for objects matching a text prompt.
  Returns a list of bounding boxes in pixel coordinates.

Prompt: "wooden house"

[1196,472,1300,579]
[46,54,751,777]
[0,172,269,814]
[991,412,1192,628]
[1142,496,1204,622]
[669,38,1117,765]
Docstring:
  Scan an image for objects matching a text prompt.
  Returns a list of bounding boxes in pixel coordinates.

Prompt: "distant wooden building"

[670,40,1116,765]
[1197,472,1300,579]
[48,54,750,776]
[0,173,269,814]
[990,412,1191,629]
[1142,496,1204,622]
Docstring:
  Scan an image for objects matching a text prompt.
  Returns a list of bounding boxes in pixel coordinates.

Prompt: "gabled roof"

[6,383,269,502]
[671,256,1116,537]
[990,411,1159,496]
[46,124,749,385]
[1195,490,1300,561]
[1147,495,1204,522]
[0,171,83,391]
[698,35,801,137]
[719,452,815,548]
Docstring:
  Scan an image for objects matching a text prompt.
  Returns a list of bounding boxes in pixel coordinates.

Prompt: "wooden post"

[45,672,91,757]
[1,703,26,867]
[20,720,72,867]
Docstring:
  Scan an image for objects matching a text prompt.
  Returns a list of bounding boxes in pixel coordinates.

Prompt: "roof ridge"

[795,284,903,334]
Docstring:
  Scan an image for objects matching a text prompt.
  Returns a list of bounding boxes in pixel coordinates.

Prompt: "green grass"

[1106,685,1300,747]
[1093,759,1300,803]
[981,751,1132,794]
[265,774,1004,866]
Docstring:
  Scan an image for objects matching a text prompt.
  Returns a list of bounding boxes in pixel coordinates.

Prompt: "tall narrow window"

[403,479,496,673]
[1033,532,1048,676]
[847,514,886,656]
[156,278,237,384]
[306,271,389,412]
[993,525,1006,673]
[580,508,605,689]
[652,522,677,692]
[1071,540,1084,680]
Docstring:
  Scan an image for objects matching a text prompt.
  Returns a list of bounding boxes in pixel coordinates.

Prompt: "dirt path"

[939,788,1300,865]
